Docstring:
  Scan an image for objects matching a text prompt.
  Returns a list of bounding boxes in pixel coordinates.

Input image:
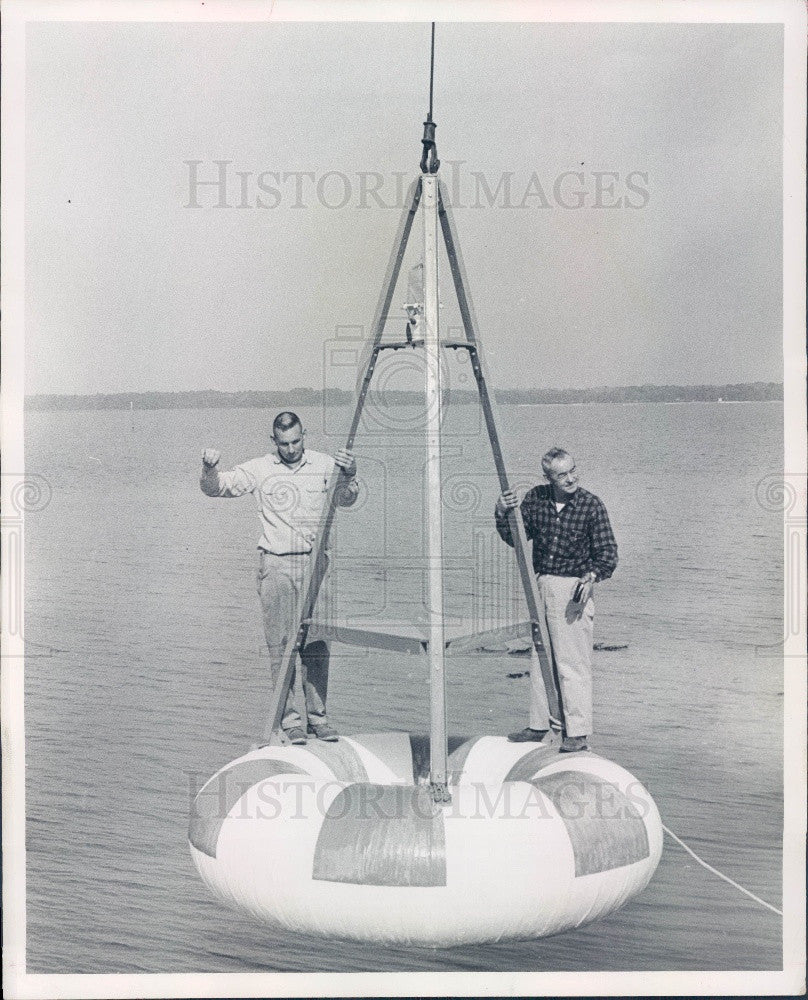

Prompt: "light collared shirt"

[201,449,357,554]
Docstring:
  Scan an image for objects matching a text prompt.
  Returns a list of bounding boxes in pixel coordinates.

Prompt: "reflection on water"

[24,402,783,972]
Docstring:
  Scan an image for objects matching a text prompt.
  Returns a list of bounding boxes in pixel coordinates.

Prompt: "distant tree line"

[24,382,783,411]
[24,387,353,410]
[497,382,783,404]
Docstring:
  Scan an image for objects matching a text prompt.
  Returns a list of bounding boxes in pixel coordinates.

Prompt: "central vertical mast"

[422,172,449,799]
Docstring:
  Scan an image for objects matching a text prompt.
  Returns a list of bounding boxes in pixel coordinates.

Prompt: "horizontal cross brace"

[377,339,476,352]
[377,339,424,351]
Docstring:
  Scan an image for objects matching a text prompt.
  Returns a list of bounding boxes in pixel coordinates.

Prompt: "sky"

[24,18,784,395]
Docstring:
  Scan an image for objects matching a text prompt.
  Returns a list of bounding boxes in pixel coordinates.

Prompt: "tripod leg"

[437,181,563,731]
[260,632,300,746]
[345,177,423,449]
[259,179,423,744]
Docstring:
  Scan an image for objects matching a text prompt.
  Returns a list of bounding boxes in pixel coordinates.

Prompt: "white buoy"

[191,31,664,942]
[189,733,663,946]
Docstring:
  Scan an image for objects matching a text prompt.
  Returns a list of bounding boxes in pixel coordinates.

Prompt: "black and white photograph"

[2,1,805,997]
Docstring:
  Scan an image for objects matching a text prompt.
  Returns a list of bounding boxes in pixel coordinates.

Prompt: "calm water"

[23,401,784,972]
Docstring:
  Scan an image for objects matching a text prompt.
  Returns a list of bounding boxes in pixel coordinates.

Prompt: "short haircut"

[541,446,572,476]
[272,411,302,435]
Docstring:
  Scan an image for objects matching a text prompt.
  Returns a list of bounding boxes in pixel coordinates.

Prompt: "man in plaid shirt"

[495,447,618,753]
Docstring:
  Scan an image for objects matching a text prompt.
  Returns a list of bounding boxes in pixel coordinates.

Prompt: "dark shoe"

[507,727,549,743]
[285,726,307,745]
[560,735,588,753]
[307,722,339,742]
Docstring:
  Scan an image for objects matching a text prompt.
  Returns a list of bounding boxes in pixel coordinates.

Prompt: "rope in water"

[662,823,783,916]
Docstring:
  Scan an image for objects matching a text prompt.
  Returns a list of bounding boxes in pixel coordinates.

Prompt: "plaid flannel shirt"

[495,484,618,582]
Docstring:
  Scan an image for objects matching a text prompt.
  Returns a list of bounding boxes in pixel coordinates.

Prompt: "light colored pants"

[256,550,330,732]
[529,573,595,738]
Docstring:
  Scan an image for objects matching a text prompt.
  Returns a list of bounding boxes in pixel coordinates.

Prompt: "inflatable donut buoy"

[189,733,662,945]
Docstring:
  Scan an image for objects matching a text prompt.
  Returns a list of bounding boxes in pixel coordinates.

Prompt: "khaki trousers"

[529,573,595,738]
[256,550,330,732]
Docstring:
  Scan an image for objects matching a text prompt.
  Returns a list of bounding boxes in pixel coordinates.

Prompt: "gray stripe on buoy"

[350,732,413,781]
[503,744,557,782]
[303,737,369,782]
[312,783,447,886]
[409,734,471,784]
[408,733,431,784]
[447,736,479,784]
[533,770,650,876]
[189,757,307,858]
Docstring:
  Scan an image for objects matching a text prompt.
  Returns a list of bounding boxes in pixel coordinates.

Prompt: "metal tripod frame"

[261,174,563,784]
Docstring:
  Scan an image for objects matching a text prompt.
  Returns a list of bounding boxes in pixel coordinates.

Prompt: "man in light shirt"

[200,411,358,745]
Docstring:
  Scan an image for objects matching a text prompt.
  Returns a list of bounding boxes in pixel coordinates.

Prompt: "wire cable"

[419,23,439,173]
[429,21,435,120]
[662,823,783,916]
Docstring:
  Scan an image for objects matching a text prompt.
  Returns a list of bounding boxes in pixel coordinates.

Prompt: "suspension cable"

[420,22,440,173]
[429,21,435,120]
